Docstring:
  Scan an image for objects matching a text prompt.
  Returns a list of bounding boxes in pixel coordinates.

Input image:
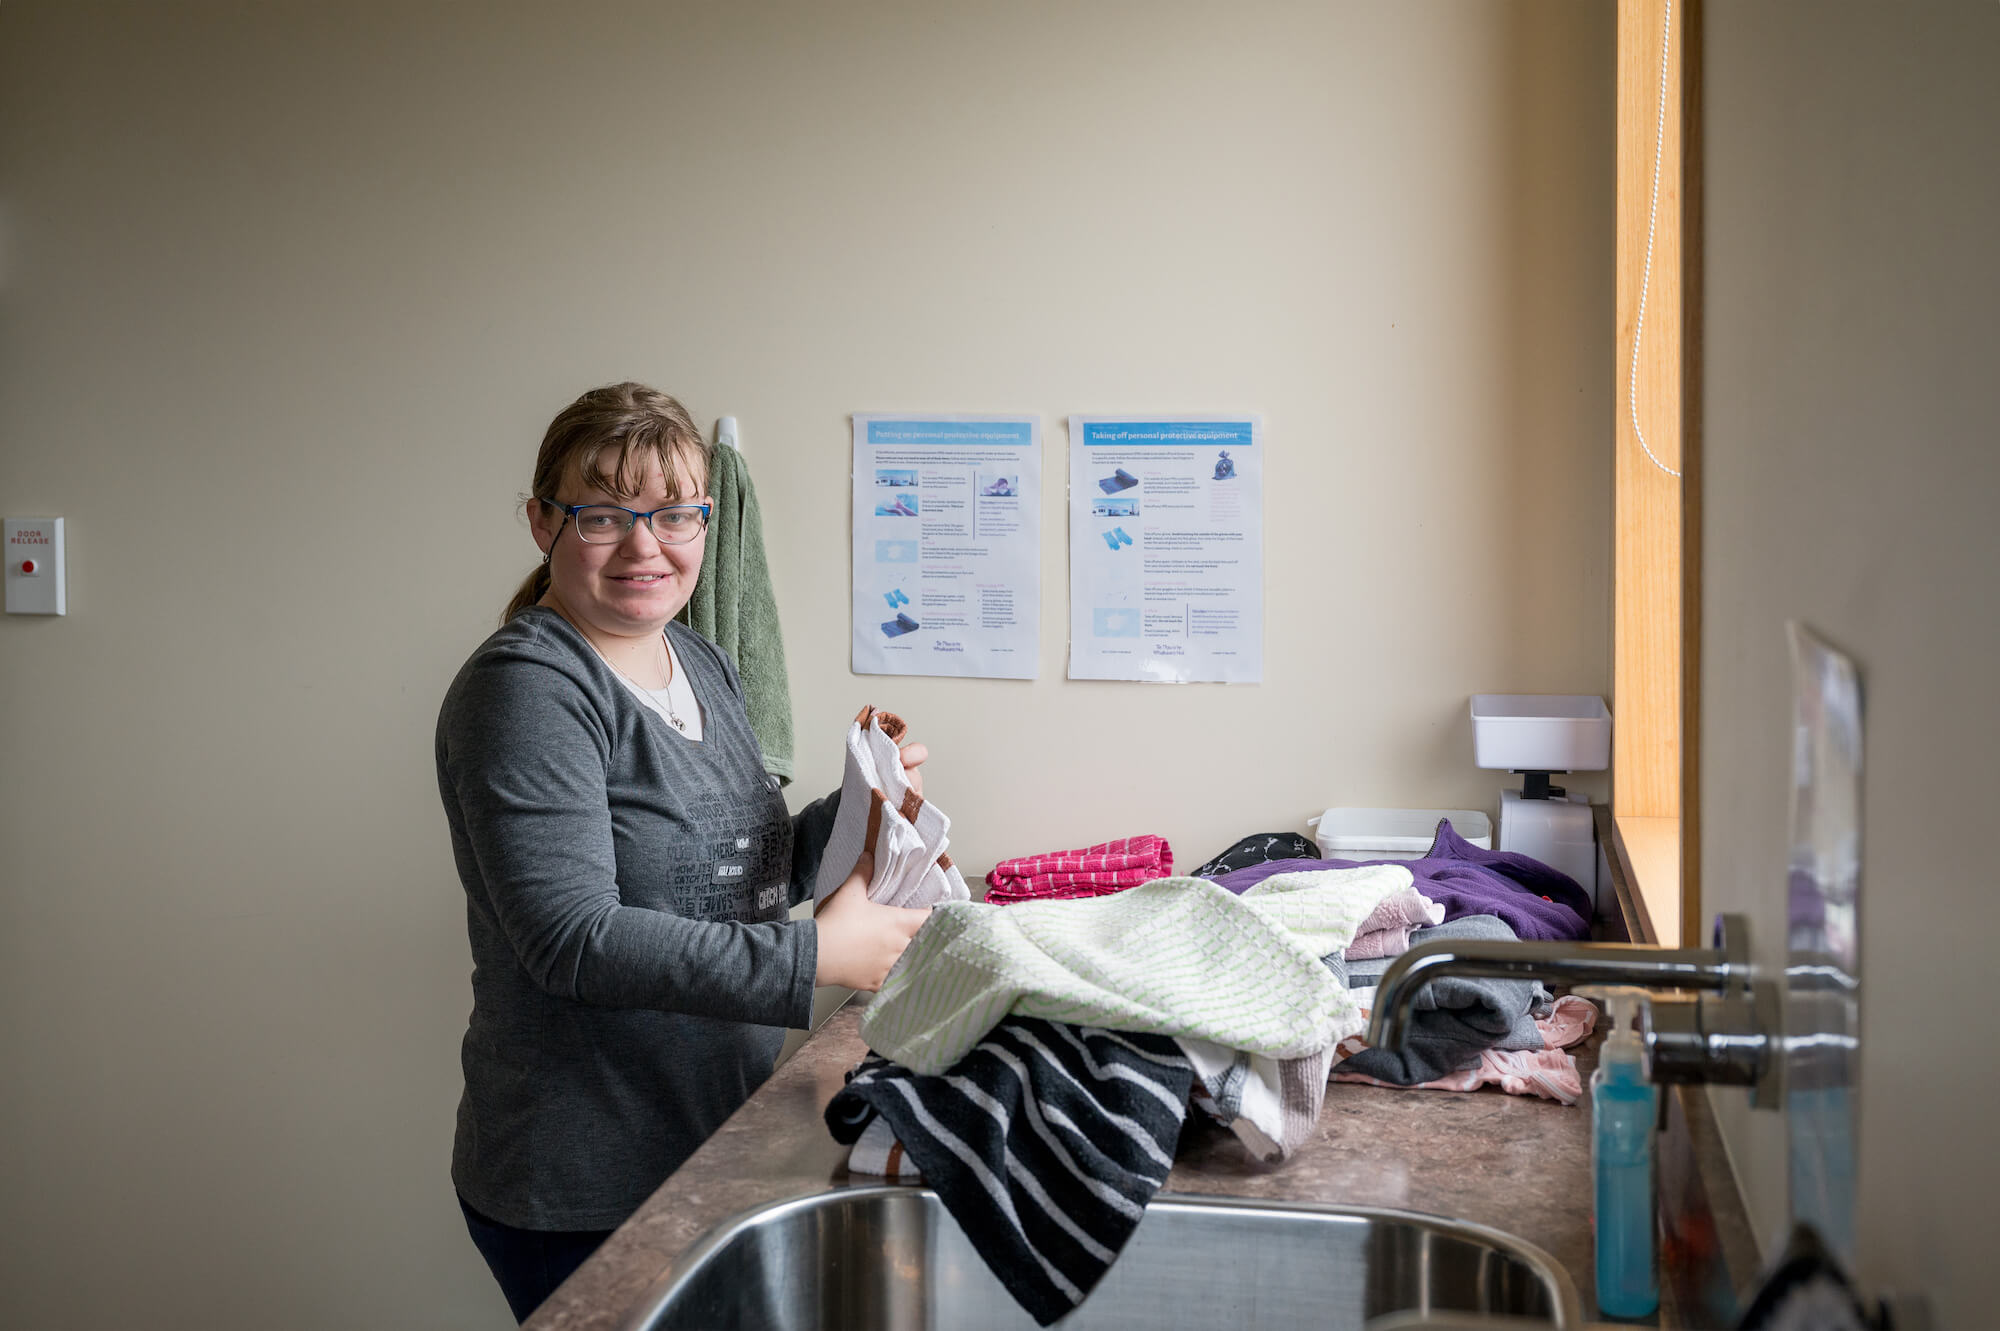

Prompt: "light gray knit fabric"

[436,606,838,1229]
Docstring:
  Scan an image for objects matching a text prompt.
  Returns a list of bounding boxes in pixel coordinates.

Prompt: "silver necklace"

[610,633,690,734]
[647,635,691,735]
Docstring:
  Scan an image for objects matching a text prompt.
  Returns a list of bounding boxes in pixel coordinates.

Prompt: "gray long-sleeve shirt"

[436,607,838,1230]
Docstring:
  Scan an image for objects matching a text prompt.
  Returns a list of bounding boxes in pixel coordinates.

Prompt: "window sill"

[1596,807,1682,947]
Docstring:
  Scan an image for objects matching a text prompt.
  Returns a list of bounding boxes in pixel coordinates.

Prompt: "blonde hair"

[502,383,714,624]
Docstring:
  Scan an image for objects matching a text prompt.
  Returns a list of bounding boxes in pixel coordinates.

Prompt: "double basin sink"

[614,1184,1582,1330]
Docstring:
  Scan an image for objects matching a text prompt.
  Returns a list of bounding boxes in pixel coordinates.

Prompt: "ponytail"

[501,561,551,625]
[501,496,557,624]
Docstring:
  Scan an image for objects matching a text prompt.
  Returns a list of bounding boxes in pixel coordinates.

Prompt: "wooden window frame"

[1613,0,1701,946]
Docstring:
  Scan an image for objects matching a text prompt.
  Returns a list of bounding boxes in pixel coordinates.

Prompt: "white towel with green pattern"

[858,866,1412,1076]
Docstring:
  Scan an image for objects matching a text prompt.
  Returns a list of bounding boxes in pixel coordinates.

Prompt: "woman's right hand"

[813,852,931,991]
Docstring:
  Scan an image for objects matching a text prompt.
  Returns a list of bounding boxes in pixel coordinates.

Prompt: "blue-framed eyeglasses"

[548,501,712,545]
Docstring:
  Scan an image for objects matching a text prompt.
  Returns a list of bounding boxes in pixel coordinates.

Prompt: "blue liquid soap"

[1587,988,1659,1320]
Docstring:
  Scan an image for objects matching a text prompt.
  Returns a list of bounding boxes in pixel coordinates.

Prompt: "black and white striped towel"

[825,1017,1193,1327]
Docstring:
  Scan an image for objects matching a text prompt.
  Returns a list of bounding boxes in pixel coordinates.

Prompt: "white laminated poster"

[851,414,1041,679]
[1067,415,1263,683]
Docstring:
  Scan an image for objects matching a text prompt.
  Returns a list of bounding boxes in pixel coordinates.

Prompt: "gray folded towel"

[1340,914,1551,1085]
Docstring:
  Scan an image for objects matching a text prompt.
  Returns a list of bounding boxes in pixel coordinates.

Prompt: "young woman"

[436,383,929,1321]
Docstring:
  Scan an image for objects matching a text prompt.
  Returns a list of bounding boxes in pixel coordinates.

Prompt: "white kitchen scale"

[1470,694,1612,892]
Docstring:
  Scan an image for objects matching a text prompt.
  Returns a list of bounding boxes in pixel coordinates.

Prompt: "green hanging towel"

[678,442,795,784]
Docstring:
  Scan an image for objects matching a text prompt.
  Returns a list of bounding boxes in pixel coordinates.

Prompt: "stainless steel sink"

[615,1186,1582,1330]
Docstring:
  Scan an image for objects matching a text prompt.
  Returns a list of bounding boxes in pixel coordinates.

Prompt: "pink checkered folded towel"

[982,835,1174,904]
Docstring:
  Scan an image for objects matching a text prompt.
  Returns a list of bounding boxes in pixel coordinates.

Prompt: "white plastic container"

[1308,807,1492,861]
[1470,694,1612,771]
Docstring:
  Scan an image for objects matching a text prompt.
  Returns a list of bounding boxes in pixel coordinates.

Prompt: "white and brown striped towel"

[843,1115,926,1182]
[813,705,969,909]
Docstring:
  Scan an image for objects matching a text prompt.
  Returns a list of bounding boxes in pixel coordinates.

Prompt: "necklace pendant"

[669,713,687,733]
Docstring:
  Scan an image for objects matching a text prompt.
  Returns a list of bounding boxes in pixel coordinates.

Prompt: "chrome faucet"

[1362,913,1782,1107]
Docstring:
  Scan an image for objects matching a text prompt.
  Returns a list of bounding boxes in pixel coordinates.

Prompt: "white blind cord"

[1629,0,1681,480]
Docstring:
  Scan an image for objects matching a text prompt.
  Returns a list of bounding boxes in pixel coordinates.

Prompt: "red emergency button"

[18,559,36,575]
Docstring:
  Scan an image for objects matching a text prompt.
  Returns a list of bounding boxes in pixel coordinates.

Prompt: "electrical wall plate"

[5,517,66,615]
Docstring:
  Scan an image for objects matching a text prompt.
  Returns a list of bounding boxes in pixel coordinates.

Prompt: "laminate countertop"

[526,1001,1614,1331]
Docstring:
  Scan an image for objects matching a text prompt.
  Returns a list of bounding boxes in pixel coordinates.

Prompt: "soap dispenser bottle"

[1578,985,1659,1320]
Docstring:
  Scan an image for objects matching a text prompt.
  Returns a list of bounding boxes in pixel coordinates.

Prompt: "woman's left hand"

[897,740,928,798]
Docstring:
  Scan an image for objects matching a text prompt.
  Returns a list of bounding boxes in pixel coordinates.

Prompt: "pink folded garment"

[1344,886,1446,961]
[1329,996,1598,1104]
[1334,1047,1585,1104]
[1534,993,1598,1049]
[982,834,1173,905]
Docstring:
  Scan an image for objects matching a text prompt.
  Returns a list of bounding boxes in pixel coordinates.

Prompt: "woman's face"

[528,449,709,644]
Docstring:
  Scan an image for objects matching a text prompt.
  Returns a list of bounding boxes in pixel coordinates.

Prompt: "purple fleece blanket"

[1210,819,1593,941]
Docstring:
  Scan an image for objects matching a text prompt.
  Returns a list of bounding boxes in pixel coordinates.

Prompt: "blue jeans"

[458,1192,616,1324]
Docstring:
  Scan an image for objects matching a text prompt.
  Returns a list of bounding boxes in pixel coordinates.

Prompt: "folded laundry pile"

[982,834,1173,904]
[813,705,969,909]
[1211,817,1593,942]
[834,826,1606,1325]
[837,866,1407,1324]
[1332,914,1554,1083]
[1333,993,1598,1103]
[1324,914,1598,1103]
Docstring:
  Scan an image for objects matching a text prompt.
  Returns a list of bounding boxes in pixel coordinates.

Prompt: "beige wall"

[1699,2,2000,1324]
[0,3,1611,1327]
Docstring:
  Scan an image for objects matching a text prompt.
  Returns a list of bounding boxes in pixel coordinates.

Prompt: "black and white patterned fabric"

[825,1018,1193,1327]
[1190,831,1322,880]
